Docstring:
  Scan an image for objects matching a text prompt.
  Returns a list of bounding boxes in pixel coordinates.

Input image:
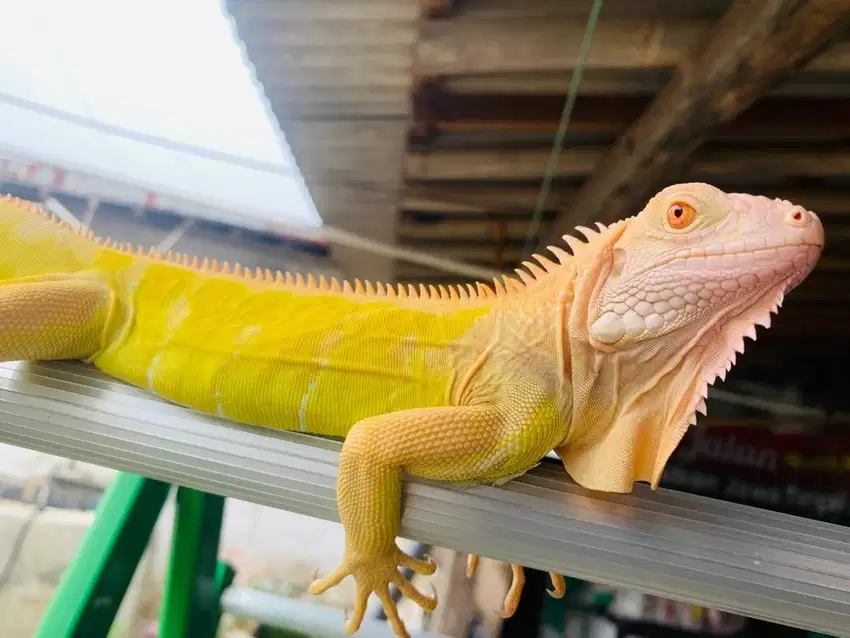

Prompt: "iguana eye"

[666,202,697,230]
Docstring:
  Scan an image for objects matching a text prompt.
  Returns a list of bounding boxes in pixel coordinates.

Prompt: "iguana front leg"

[0,273,113,362]
[309,402,559,638]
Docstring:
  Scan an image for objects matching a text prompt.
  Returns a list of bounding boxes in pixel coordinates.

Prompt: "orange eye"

[666,202,697,229]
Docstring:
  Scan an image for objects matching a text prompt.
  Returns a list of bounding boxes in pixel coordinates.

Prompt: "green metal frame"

[159,485,234,637]
[34,472,235,638]
[35,472,835,638]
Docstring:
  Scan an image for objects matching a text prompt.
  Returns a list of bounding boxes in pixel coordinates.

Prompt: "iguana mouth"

[631,241,823,280]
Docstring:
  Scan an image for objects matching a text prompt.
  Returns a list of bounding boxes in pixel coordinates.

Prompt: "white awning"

[0,0,322,231]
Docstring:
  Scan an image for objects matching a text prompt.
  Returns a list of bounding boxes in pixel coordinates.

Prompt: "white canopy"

[0,0,322,231]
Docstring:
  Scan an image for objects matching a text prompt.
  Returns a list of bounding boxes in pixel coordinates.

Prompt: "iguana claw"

[309,548,437,637]
[466,554,565,617]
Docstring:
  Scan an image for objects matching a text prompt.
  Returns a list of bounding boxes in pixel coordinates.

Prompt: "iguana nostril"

[784,207,811,228]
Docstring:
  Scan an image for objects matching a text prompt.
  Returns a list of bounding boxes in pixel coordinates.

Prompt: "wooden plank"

[406,147,600,180]
[441,68,850,98]
[253,48,413,76]
[417,18,705,75]
[227,1,420,22]
[443,68,670,96]
[263,84,410,119]
[250,52,414,83]
[422,0,455,19]
[236,21,418,49]
[254,64,412,90]
[405,147,850,182]
[284,120,409,149]
[539,0,850,248]
[450,0,734,21]
[299,166,403,190]
[398,242,523,264]
[283,120,407,188]
[267,88,410,109]
[399,216,544,241]
[316,190,400,284]
[401,196,552,215]
[306,184,400,215]
[251,48,413,93]
[272,102,410,119]
[270,98,410,120]
[412,91,850,137]
[416,15,850,76]
[403,182,576,212]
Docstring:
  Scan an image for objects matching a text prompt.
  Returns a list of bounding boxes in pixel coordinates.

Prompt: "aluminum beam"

[0,361,847,636]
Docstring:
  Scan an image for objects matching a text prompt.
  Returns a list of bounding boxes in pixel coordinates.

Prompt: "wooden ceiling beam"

[415,11,850,77]
[402,182,577,213]
[410,88,850,139]
[227,2,419,22]
[537,0,850,250]
[442,0,733,22]
[421,0,454,19]
[406,147,850,182]
[438,68,850,99]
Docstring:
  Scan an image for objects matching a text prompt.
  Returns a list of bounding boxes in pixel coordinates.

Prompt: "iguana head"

[556,182,823,492]
[589,182,823,349]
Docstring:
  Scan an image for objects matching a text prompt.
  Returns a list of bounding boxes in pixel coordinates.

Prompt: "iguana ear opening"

[584,237,637,351]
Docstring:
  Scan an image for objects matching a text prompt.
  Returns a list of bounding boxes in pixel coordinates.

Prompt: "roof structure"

[226,0,419,283]
[228,0,850,388]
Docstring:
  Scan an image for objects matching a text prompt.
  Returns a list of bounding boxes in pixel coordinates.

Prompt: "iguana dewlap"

[0,183,824,637]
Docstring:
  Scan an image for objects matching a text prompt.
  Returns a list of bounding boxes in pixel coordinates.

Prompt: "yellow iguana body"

[0,184,824,637]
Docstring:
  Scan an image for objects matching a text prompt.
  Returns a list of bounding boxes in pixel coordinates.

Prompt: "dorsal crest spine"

[1,194,628,303]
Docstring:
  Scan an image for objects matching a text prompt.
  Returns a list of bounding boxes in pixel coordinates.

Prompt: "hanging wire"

[522,0,605,258]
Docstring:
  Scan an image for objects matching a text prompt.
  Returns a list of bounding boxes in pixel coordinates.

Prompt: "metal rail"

[221,587,443,637]
[0,361,848,636]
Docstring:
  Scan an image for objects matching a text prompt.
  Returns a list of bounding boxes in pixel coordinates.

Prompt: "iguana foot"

[309,547,437,637]
[466,554,565,617]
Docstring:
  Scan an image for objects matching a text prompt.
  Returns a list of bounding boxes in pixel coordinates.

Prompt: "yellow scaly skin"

[0,183,824,637]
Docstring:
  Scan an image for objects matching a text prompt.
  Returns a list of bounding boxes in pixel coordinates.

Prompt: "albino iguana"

[0,183,824,637]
